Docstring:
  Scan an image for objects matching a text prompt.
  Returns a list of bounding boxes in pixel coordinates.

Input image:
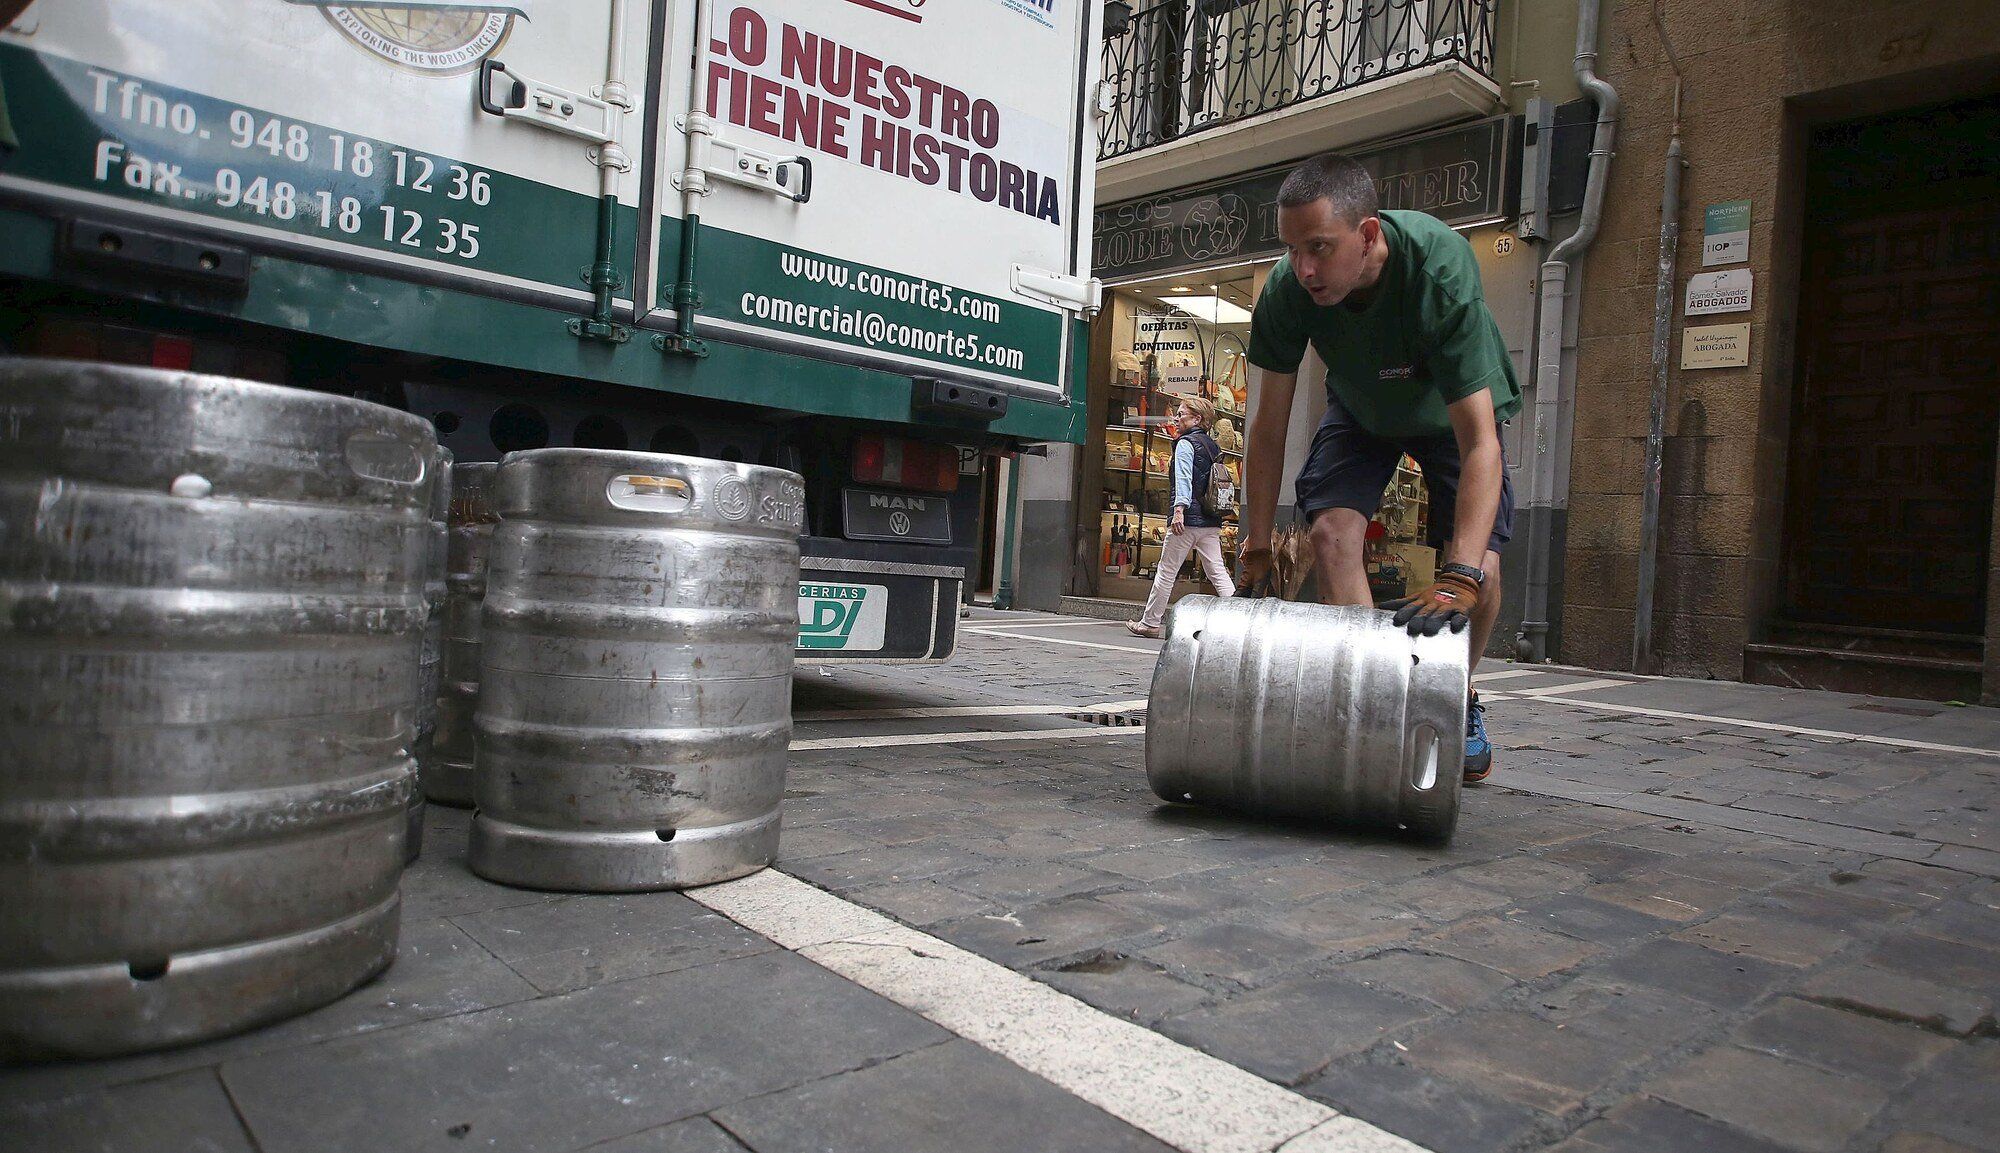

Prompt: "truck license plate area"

[841,488,951,544]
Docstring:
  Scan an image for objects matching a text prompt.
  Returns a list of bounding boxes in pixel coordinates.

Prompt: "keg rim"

[0,355,438,440]
[495,446,805,487]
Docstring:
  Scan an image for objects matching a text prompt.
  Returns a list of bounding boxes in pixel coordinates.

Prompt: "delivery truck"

[0,0,1103,661]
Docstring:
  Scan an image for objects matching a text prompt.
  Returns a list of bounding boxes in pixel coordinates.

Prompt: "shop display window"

[1095,271,1253,593]
[1090,265,1431,604]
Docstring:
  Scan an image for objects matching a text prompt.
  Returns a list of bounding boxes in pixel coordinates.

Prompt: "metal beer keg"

[0,358,432,1059]
[1145,596,1467,842]
[426,461,496,808]
[407,446,452,860]
[469,449,806,892]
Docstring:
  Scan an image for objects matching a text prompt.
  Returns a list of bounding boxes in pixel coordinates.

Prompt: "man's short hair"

[1276,153,1378,225]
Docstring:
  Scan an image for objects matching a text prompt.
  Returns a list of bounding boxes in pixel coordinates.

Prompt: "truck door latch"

[1011,265,1102,318]
[477,59,619,146]
[673,113,812,203]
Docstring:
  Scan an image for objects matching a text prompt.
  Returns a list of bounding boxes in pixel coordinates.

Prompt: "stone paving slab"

[8,615,2000,1153]
[769,624,2000,1153]
[710,1039,1176,1153]
[3,1068,254,1153]
[217,948,950,1153]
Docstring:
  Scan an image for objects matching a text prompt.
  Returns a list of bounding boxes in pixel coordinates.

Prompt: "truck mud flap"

[796,559,962,663]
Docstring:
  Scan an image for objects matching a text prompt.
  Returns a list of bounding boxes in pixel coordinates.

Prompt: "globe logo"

[1179,194,1249,261]
[316,5,517,76]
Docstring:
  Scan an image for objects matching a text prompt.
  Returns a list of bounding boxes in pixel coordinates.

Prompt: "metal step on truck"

[0,0,1102,662]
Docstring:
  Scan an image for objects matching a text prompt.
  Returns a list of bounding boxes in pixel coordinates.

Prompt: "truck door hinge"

[672,113,812,202]
[1012,265,1102,318]
[477,59,621,146]
[653,331,710,358]
[568,317,631,344]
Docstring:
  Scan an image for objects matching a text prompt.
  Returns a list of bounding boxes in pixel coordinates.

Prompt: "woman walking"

[1129,398,1236,638]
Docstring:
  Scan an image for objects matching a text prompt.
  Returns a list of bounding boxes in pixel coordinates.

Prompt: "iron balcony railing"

[1099,0,1497,162]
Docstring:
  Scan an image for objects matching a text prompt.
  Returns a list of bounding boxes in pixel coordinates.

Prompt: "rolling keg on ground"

[469,449,806,892]
[0,358,434,1060]
[1145,596,1467,843]
[426,460,497,808]
[407,446,453,860]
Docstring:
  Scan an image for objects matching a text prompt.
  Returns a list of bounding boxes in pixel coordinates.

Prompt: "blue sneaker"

[1464,693,1493,784]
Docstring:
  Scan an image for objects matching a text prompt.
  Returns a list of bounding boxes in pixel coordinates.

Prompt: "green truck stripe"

[0,205,1086,443]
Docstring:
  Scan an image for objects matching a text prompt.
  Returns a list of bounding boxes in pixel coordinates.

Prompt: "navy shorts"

[1295,396,1515,555]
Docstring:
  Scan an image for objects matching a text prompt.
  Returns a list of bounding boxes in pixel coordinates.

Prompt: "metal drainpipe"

[572,0,632,344]
[1516,0,1620,663]
[993,454,1021,610]
[1634,77,1686,672]
[657,0,713,358]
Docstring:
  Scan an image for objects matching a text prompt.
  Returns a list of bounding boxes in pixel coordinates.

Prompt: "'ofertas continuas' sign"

[1092,116,1518,280]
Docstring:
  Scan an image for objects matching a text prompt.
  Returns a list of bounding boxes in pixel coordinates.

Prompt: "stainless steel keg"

[0,357,433,1059]
[406,446,452,861]
[1145,597,1467,842]
[469,449,806,892]
[426,460,496,808]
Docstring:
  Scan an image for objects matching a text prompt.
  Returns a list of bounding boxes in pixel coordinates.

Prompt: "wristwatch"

[1440,561,1486,586]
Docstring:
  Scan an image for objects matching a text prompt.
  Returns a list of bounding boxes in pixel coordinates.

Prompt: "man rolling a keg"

[1238,152,1520,784]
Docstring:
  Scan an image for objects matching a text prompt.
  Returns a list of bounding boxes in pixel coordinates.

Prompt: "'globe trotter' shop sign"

[1092,116,1519,282]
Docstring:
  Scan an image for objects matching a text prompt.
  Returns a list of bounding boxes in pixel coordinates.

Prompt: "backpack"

[1195,432,1237,519]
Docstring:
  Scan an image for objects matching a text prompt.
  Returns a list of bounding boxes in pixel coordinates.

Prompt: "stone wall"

[1559,0,2000,676]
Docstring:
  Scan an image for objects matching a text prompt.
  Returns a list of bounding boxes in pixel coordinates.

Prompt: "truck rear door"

[638,0,1100,403]
[0,0,646,318]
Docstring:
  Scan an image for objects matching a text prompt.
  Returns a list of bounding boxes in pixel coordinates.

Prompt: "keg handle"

[607,472,693,513]
[343,431,428,486]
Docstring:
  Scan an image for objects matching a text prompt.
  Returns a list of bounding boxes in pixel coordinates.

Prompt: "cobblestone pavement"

[6,608,1998,1153]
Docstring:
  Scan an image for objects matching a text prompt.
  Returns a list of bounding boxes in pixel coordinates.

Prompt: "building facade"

[1000,0,1999,705]
[1005,0,1580,647]
[1559,1,2000,702]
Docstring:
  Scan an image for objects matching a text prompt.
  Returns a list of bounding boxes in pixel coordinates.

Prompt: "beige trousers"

[1139,526,1236,629]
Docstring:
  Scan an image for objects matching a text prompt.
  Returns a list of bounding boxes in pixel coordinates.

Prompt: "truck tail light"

[151,335,196,371]
[851,435,960,493]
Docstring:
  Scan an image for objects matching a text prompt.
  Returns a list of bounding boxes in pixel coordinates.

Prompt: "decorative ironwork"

[1098,0,1497,162]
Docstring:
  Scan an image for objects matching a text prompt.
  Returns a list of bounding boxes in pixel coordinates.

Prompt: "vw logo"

[889,511,913,536]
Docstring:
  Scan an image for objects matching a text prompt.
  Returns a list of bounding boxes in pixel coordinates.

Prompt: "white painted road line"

[967,618,1127,629]
[791,725,1146,752]
[964,627,1161,656]
[799,704,1096,723]
[1081,698,1153,713]
[797,700,1148,723]
[1511,694,2000,759]
[690,870,1430,1153]
[1470,668,1546,683]
[1505,678,1635,698]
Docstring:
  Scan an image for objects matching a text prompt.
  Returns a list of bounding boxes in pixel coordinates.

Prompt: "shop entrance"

[1778,97,2000,654]
[1081,263,1438,612]
[1092,267,1258,606]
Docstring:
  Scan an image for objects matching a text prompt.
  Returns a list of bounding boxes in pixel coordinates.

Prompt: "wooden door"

[1783,129,2000,634]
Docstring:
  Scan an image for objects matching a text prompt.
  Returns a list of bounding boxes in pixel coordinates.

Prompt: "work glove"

[1384,571,1480,637]
[1236,547,1273,591]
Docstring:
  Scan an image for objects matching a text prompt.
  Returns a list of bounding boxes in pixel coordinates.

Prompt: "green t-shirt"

[1247,209,1521,440]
